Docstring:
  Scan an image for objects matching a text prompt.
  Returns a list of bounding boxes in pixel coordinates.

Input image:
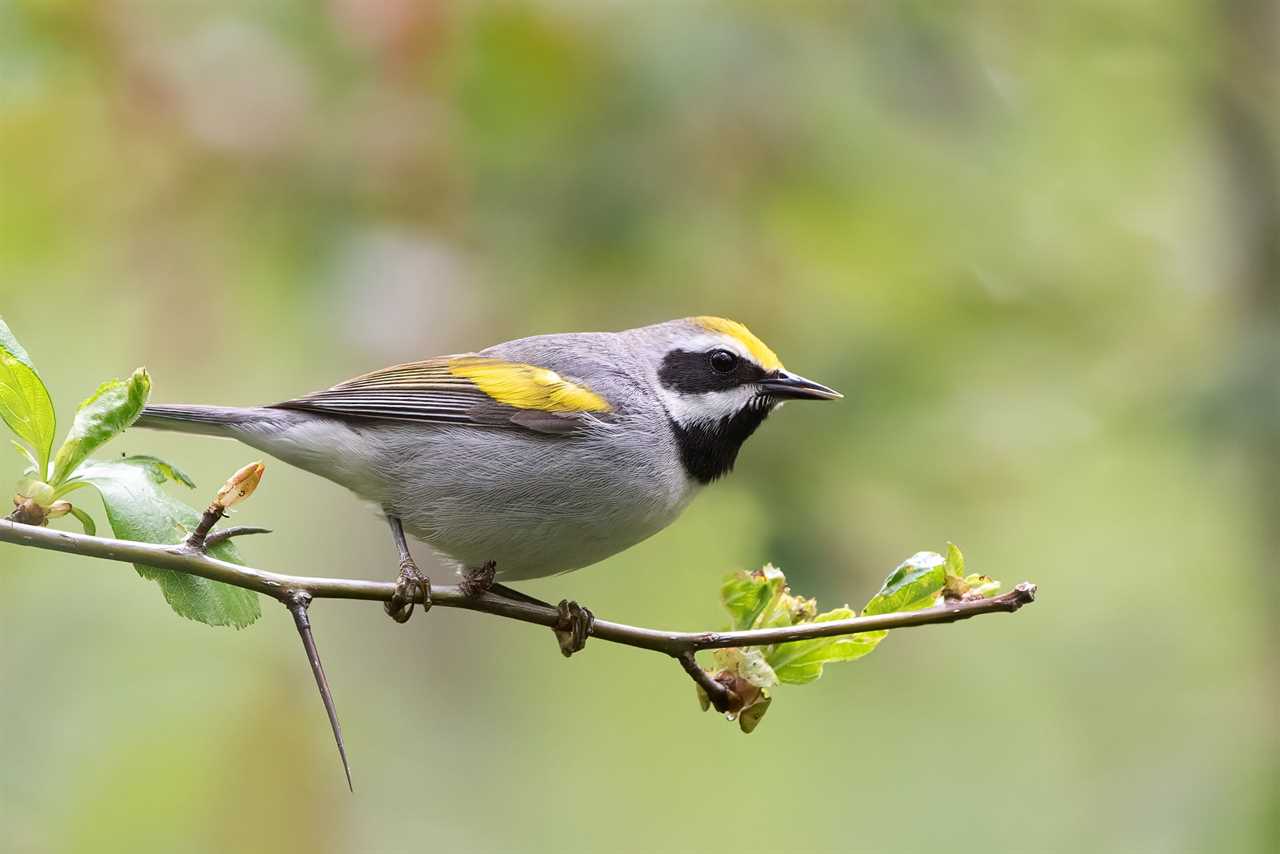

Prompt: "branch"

[0,518,1037,779]
[0,520,1036,656]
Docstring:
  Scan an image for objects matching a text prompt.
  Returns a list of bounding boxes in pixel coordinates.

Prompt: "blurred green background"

[3,1,1278,852]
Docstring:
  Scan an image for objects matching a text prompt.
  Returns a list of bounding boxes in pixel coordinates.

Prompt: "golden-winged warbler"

[138,316,840,643]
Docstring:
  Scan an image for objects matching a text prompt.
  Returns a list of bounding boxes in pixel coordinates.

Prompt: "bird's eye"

[709,349,738,374]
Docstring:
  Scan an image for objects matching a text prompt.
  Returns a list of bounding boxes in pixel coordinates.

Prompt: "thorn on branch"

[286,590,353,792]
[202,526,272,548]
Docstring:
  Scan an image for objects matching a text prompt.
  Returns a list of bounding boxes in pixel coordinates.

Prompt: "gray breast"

[367,408,696,580]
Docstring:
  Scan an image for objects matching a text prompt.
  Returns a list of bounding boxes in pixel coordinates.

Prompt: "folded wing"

[270,356,612,436]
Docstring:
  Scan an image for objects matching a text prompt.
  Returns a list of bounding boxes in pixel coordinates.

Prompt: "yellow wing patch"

[693,316,784,372]
[448,357,612,413]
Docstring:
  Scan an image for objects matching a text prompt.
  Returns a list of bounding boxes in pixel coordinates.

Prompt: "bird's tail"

[135,404,263,439]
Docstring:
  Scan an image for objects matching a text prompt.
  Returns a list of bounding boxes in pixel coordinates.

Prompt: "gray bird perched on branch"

[137,316,841,652]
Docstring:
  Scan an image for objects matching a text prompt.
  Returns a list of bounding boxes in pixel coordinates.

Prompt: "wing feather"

[270,356,611,436]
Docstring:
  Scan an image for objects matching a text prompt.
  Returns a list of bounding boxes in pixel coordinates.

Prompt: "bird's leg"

[384,515,430,623]
[461,570,593,657]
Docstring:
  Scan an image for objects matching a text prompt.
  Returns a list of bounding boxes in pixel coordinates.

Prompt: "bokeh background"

[3,1,1278,852]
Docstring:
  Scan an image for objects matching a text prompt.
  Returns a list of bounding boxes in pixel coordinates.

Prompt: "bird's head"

[645,316,841,483]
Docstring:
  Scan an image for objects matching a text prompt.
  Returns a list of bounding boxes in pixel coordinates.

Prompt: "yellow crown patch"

[449,357,612,413]
[693,316,783,372]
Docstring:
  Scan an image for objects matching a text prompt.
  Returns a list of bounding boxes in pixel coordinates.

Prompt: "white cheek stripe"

[659,385,758,427]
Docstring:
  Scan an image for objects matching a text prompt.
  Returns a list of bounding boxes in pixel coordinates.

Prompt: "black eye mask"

[657,349,767,395]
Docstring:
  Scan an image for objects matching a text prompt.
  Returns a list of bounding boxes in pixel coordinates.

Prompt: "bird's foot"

[553,599,595,658]
[384,557,430,624]
[460,568,592,656]
[459,561,497,598]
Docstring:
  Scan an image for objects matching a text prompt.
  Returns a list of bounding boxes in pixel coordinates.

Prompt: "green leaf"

[114,454,196,489]
[68,505,96,536]
[50,479,93,500]
[767,607,884,684]
[862,551,948,616]
[720,564,787,631]
[50,368,151,485]
[0,318,37,370]
[939,544,1003,600]
[712,646,779,689]
[0,318,56,477]
[76,459,261,628]
[738,695,772,733]
[695,682,711,712]
[702,551,977,731]
[16,477,55,506]
[11,439,39,475]
[964,574,1002,598]
[755,588,818,631]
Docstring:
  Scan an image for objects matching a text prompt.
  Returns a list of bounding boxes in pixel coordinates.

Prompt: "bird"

[137,316,841,653]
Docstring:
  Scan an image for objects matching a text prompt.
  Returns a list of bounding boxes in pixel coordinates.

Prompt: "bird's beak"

[759,370,843,401]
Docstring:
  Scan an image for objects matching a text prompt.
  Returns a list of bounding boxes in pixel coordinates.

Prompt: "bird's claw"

[385,558,430,623]
[554,599,594,657]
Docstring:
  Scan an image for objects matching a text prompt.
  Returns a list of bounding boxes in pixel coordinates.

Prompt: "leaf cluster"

[699,544,1000,732]
[0,318,259,627]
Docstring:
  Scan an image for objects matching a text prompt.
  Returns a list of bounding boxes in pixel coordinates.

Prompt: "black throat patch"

[670,401,773,484]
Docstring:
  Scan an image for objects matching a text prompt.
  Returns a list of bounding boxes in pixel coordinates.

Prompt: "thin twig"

[0,519,1036,655]
[677,651,738,714]
[183,504,225,550]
